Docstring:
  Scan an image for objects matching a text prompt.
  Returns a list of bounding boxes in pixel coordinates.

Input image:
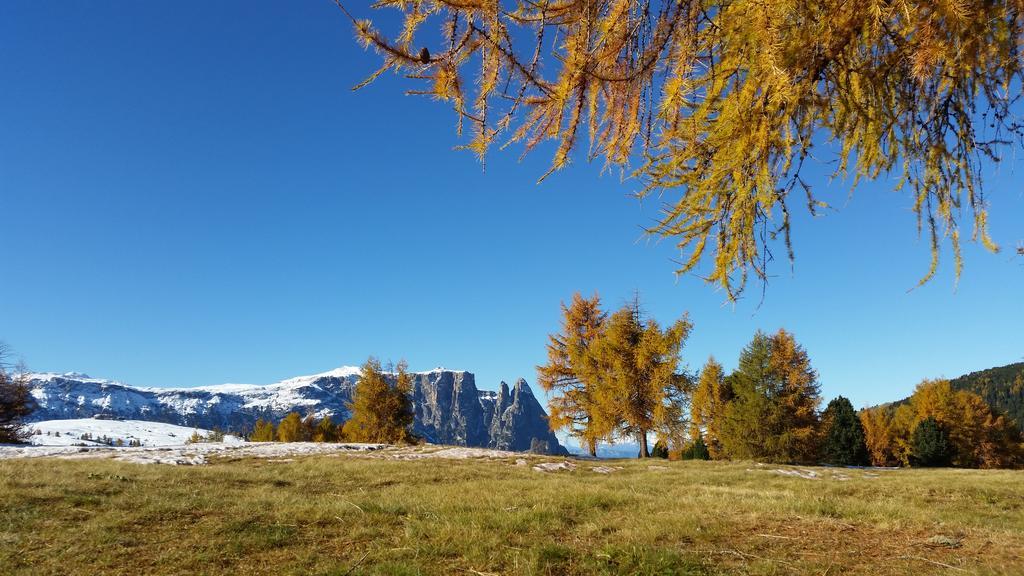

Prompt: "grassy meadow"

[1,453,1022,575]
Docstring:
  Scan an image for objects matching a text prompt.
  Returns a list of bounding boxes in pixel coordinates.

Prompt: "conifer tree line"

[248,357,416,445]
[539,294,1024,468]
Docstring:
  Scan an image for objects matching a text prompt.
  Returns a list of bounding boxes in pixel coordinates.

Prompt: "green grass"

[1,455,1022,575]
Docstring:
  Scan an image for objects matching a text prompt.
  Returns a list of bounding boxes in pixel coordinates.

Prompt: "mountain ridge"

[25,367,568,455]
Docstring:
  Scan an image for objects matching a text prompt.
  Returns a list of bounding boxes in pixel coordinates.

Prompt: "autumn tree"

[339,1,1022,298]
[537,293,611,456]
[300,414,317,442]
[820,396,869,466]
[689,357,730,459]
[887,403,920,467]
[0,343,34,444]
[342,358,415,444]
[585,299,692,458]
[768,330,822,462]
[719,330,821,463]
[859,406,898,467]
[906,379,1022,468]
[857,380,1022,469]
[314,416,337,443]
[277,412,303,443]
[540,294,692,457]
[251,418,276,442]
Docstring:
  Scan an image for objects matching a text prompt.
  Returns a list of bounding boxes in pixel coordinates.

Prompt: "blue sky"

[1,1,1021,409]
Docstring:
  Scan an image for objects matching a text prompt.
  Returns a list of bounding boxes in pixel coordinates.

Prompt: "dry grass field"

[1,449,1022,575]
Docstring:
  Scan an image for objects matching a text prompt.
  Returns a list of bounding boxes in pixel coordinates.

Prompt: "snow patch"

[533,461,577,473]
[28,419,243,447]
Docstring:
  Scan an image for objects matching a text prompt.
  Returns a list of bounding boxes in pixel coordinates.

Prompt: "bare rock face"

[481,379,564,454]
[26,368,568,455]
[408,370,489,447]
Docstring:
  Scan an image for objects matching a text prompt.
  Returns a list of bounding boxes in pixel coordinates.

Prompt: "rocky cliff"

[480,379,562,454]
[25,367,567,454]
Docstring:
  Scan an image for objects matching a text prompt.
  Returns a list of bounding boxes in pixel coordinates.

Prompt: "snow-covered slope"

[26,367,364,431]
[28,418,244,447]
[26,367,568,455]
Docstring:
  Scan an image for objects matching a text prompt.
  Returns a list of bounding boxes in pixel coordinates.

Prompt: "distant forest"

[949,363,1024,428]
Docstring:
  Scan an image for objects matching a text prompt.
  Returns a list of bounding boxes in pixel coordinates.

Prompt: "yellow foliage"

[339,0,1018,298]
[536,293,613,456]
[276,412,303,443]
[250,419,276,443]
[860,380,1023,468]
[343,358,416,444]
[538,293,692,457]
[859,406,896,467]
[690,356,727,459]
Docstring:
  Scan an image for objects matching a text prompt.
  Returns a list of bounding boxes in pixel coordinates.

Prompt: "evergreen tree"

[313,416,337,443]
[681,435,711,461]
[650,439,669,459]
[251,418,276,442]
[719,333,776,460]
[277,412,303,443]
[342,358,415,444]
[0,344,35,444]
[537,292,611,457]
[820,396,869,466]
[719,330,821,463]
[910,417,953,467]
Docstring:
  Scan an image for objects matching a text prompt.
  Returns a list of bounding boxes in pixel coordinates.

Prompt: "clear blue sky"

[1,1,1021,409]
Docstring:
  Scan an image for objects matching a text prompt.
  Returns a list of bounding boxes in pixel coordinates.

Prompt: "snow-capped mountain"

[25,367,567,454]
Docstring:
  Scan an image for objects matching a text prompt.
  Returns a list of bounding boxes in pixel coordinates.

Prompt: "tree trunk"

[588,438,597,458]
[638,431,649,458]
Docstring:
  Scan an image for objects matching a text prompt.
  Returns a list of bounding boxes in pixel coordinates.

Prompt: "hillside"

[886,361,1024,425]
[949,362,1024,426]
